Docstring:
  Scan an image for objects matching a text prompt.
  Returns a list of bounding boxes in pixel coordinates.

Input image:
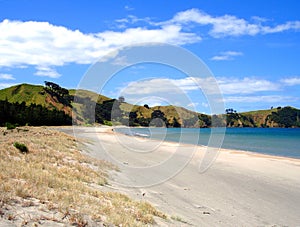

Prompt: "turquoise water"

[115,127,300,159]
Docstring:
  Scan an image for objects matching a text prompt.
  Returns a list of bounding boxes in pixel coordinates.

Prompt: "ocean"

[115,127,300,159]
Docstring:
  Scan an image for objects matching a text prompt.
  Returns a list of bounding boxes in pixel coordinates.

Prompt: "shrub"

[6,122,16,130]
[104,120,113,126]
[13,142,29,153]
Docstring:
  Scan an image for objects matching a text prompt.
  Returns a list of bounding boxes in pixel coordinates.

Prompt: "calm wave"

[115,127,300,159]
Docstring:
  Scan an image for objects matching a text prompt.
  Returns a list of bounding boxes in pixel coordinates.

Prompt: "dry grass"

[0,127,166,226]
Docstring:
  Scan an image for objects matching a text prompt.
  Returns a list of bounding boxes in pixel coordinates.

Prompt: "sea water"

[115,127,300,159]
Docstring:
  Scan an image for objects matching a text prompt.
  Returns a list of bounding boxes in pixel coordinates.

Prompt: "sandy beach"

[62,126,300,226]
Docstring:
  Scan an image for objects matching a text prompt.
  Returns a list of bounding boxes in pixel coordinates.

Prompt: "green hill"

[0,83,112,125]
[0,83,299,128]
[0,84,46,106]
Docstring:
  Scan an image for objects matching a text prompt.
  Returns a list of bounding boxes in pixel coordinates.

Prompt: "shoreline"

[111,126,300,163]
[69,126,300,226]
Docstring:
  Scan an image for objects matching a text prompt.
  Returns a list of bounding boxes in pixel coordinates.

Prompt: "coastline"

[67,126,300,226]
[113,126,300,162]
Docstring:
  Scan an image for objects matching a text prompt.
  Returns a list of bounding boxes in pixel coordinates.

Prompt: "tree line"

[0,99,72,127]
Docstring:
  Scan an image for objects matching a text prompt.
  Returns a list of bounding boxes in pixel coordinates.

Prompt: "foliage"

[0,100,72,126]
[150,110,168,127]
[267,106,300,127]
[6,122,16,130]
[225,108,237,114]
[198,114,211,128]
[118,96,125,102]
[13,142,29,153]
[44,81,73,106]
[0,84,47,106]
[226,113,254,127]
[1,83,300,128]
[171,117,181,128]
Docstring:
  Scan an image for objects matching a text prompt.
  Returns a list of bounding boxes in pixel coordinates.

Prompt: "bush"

[14,142,29,153]
[104,120,113,126]
[6,122,16,130]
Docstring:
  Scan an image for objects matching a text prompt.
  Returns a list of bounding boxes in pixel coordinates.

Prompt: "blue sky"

[0,0,300,113]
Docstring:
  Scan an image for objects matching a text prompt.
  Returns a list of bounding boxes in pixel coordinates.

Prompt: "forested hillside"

[0,82,299,128]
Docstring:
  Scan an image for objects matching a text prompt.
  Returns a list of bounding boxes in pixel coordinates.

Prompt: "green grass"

[1,83,299,128]
[69,89,111,104]
[242,108,278,115]
[0,84,46,106]
[13,142,29,153]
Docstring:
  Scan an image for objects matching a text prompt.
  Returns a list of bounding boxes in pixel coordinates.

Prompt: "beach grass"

[0,127,166,226]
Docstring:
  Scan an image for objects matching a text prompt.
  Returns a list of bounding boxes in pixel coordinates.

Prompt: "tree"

[150,110,168,127]
[171,117,181,128]
[226,108,237,114]
[44,81,71,106]
[129,111,138,126]
[144,104,150,109]
[0,100,72,126]
[198,114,211,128]
[118,96,125,103]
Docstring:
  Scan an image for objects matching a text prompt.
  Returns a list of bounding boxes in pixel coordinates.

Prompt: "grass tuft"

[13,142,29,153]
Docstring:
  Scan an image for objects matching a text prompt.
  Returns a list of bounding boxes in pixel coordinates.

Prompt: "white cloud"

[0,73,15,80]
[1,9,299,76]
[34,66,61,78]
[225,95,298,103]
[110,75,299,108]
[0,19,200,71]
[0,83,17,90]
[280,77,300,86]
[120,76,280,97]
[118,78,198,108]
[211,51,243,61]
[122,78,190,95]
[251,16,268,23]
[162,8,300,37]
[187,102,199,108]
[124,5,134,11]
[217,77,280,94]
[116,15,151,25]
[262,21,300,33]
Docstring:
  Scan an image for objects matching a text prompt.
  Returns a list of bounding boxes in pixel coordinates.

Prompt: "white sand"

[65,127,300,226]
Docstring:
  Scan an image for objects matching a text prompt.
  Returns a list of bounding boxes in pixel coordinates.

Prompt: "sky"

[0,0,300,113]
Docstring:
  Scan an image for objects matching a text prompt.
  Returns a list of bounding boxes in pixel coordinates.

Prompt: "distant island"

[0,82,299,128]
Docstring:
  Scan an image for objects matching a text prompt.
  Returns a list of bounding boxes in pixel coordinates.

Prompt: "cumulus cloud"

[121,78,191,95]
[0,83,17,90]
[217,77,280,94]
[211,51,243,61]
[1,9,299,77]
[0,73,15,80]
[120,76,280,97]
[161,8,300,37]
[110,75,299,107]
[34,66,61,78]
[0,19,199,73]
[280,77,300,86]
